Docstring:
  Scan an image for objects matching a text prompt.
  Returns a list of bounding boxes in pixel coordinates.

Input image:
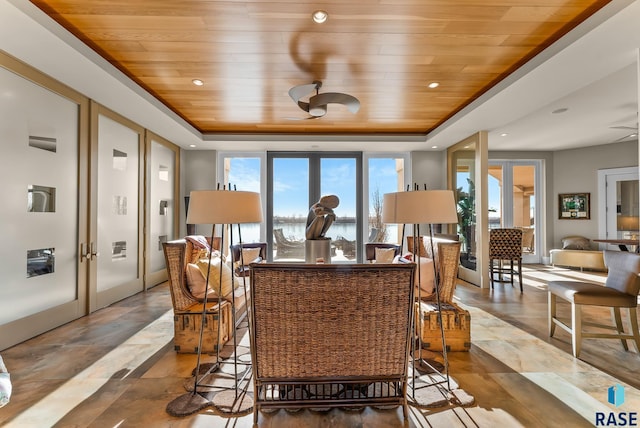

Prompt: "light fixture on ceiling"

[192,79,204,86]
[431,145,438,149]
[428,82,439,89]
[189,144,197,148]
[551,107,568,114]
[312,10,328,23]
[500,133,508,137]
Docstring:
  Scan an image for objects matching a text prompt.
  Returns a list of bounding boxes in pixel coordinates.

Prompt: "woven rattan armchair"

[406,235,461,303]
[249,263,415,423]
[162,238,248,353]
[407,236,468,352]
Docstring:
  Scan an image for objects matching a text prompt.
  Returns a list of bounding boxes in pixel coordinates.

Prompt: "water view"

[236,221,398,246]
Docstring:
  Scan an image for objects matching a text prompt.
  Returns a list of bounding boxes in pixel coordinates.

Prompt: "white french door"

[488,160,543,263]
[89,103,145,311]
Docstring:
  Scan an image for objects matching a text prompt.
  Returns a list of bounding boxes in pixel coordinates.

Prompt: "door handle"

[80,243,90,262]
[89,242,99,261]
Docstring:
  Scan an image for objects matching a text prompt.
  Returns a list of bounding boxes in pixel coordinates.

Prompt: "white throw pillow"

[415,257,435,297]
[197,257,234,298]
[239,247,262,266]
[392,253,435,297]
[375,247,396,263]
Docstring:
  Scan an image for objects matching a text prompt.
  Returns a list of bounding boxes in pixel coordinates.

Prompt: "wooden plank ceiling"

[30,0,611,136]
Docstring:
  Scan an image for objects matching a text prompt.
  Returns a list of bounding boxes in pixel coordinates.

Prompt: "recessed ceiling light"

[552,107,568,114]
[428,82,439,89]
[431,145,438,149]
[500,133,508,137]
[192,79,204,86]
[312,10,328,23]
[189,144,197,148]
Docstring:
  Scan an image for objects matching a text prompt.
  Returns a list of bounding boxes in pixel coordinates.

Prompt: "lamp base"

[165,392,210,417]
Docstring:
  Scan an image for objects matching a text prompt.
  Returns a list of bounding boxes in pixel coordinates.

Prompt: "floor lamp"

[382,189,459,406]
[168,188,262,416]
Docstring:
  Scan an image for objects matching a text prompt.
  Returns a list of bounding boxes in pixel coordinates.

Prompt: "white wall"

[411,150,447,190]
[182,150,217,236]
[552,140,638,248]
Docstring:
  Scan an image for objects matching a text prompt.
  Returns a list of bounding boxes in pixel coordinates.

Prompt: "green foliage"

[457,178,475,256]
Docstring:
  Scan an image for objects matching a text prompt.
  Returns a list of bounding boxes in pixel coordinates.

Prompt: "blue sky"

[229,157,504,220]
[228,157,400,218]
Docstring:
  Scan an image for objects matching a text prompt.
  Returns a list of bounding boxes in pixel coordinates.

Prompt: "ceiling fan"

[288,81,360,120]
[610,122,638,143]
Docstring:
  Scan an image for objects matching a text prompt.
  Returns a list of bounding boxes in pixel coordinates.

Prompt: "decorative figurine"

[305,195,339,240]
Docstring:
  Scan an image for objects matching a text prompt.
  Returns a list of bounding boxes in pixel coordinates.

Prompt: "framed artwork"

[559,193,590,219]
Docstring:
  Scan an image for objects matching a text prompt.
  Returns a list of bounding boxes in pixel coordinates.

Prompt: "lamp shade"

[617,215,640,231]
[382,190,458,224]
[186,190,263,225]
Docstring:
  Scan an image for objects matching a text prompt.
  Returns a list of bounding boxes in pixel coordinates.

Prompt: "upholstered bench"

[549,235,606,271]
[549,249,606,271]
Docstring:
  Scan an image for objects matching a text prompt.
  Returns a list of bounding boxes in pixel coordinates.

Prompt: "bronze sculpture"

[305,195,339,240]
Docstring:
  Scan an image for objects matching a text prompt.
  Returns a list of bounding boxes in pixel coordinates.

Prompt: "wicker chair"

[409,236,468,352]
[406,235,462,303]
[549,250,640,357]
[162,239,245,353]
[249,263,415,423]
[489,228,523,292]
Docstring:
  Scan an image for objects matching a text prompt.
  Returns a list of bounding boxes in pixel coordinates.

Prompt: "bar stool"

[489,228,523,292]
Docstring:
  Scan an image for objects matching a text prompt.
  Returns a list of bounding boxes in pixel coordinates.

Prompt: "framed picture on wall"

[559,193,590,219]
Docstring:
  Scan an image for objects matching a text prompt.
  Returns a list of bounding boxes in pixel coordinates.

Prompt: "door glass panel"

[513,165,536,254]
[489,162,538,258]
[224,157,262,243]
[454,145,477,271]
[97,115,140,292]
[368,158,403,245]
[149,140,175,272]
[272,158,309,261]
[616,179,639,239]
[321,158,356,261]
[488,165,503,228]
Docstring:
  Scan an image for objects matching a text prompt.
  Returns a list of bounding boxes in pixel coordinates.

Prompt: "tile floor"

[1,265,639,427]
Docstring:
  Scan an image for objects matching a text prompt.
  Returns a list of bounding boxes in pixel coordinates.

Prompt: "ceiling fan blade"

[310,92,360,114]
[611,132,638,143]
[297,100,310,113]
[610,125,637,130]
[284,115,322,121]
[288,82,320,104]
